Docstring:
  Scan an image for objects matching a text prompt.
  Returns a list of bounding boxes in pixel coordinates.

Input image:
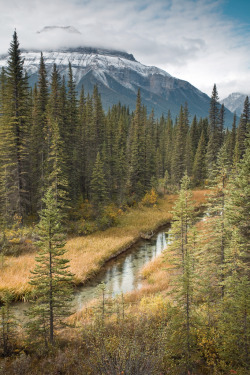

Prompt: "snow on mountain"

[220,92,249,117]
[0,45,235,123]
[0,48,170,88]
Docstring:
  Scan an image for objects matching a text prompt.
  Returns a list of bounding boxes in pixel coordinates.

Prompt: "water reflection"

[14,227,170,320]
[73,229,168,311]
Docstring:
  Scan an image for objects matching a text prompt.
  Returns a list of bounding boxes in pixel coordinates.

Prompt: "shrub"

[141,189,158,207]
[97,204,121,230]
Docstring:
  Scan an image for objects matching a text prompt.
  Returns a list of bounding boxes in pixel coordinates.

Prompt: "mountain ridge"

[0,46,235,124]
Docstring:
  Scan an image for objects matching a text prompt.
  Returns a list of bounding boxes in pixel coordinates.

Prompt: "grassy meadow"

[0,190,207,301]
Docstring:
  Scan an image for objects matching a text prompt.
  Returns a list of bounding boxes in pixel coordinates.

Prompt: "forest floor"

[0,190,208,302]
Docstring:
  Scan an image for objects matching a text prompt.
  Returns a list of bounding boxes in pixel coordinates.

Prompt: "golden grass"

[0,190,208,301]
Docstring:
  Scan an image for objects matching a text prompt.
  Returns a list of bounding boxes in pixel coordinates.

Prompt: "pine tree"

[206,84,220,178]
[29,53,49,213]
[218,137,250,369]
[0,68,10,225]
[218,103,225,149]
[226,113,236,165]
[184,130,194,177]
[93,85,105,151]
[190,115,199,153]
[171,106,188,186]
[47,121,69,214]
[112,111,129,203]
[166,174,199,373]
[226,135,250,262]
[66,62,79,202]
[76,86,87,198]
[201,144,230,299]
[236,96,249,159]
[164,111,173,177]
[192,131,206,186]
[27,188,73,347]
[90,152,109,211]
[0,292,16,356]
[126,89,146,199]
[145,110,157,187]
[0,31,31,222]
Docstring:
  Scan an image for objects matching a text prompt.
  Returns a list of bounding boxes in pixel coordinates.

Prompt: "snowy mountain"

[0,45,235,123]
[220,92,249,117]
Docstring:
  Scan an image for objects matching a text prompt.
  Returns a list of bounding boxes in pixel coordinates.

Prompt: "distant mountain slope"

[0,46,235,124]
[220,92,249,117]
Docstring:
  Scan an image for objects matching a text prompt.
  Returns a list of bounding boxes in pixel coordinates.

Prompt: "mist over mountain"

[37,26,82,35]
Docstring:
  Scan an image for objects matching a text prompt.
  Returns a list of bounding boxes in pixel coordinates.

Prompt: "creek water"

[14,225,171,321]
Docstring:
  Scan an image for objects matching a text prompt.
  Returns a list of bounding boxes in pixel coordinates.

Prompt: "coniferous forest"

[0,32,249,375]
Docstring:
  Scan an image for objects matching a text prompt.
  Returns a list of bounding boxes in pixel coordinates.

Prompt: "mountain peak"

[63,47,136,62]
[0,45,235,124]
[220,92,249,116]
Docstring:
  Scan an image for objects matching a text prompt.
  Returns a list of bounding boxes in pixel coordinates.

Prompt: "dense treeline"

[0,32,249,229]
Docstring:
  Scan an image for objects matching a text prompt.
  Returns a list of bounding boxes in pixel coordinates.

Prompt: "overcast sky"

[0,0,249,99]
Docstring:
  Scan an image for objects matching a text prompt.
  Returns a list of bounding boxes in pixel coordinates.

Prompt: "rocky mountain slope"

[0,45,235,124]
[220,92,249,117]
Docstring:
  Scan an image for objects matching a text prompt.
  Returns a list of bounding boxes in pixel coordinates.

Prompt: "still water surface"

[73,227,169,311]
[14,226,170,320]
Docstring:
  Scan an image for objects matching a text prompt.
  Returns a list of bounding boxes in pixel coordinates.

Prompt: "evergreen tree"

[164,111,173,177]
[190,115,199,153]
[29,53,48,213]
[206,84,220,177]
[93,85,105,151]
[47,121,69,214]
[166,174,199,373]
[203,144,230,299]
[192,131,206,186]
[217,137,250,370]
[218,103,225,148]
[66,63,79,202]
[184,130,194,177]
[236,96,249,159]
[226,112,236,165]
[27,188,73,347]
[76,86,87,198]
[90,152,109,211]
[0,292,16,356]
[126,90,146,199]
[0,31,31,222]
[226,135,250,262]
[171,106,188,186]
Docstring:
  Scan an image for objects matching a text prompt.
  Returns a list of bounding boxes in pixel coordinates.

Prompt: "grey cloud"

[0,0,249,97]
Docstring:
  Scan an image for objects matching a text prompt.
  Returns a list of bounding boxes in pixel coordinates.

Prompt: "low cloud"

[0,0,249,97]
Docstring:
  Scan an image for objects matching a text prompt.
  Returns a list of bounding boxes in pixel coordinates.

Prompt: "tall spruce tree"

[27,187,73,347]
[236,96,249,159]
[29,53,48,213]
[166,174,199,373]
[66,62,79,202]
[171,106,188,186]
[220,137,250,369]
[90,152,108,211]
[206,84,220,178]
[127,90,146,199]
[0,31,31,222]
[192,131,206,186]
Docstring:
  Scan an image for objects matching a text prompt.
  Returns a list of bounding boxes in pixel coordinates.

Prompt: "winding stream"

[14,225,171,321]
